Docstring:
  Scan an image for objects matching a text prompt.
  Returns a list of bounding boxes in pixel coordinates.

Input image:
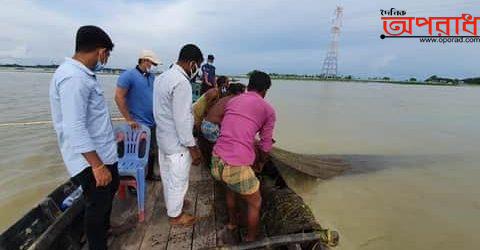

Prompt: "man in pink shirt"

[212,71,276,241]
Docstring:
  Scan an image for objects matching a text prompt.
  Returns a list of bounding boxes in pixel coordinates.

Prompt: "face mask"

[93,51,106,72]
[221,86,227,95]
[93,61,105,72]
[190,62,199,80]
[146,66,154,74]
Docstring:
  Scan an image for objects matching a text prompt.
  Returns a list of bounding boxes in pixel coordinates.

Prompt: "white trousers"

[158,150,192,218]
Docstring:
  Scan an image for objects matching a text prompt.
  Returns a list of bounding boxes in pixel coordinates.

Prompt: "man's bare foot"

[169,212,197,226]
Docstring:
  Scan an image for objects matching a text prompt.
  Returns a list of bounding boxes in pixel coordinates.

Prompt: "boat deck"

[106,164,234,250]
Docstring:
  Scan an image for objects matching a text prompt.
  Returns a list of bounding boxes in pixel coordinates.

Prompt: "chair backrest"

[114,123,151,165]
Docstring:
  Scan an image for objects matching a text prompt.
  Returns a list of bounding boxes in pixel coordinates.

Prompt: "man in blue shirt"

[200,54,216,94]
[49,25,118,250]
[115,50,161,181]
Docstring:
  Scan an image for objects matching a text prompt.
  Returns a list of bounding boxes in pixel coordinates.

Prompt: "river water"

[1,72,479,249]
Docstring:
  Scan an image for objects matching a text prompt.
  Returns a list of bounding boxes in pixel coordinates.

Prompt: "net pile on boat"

[261,187,321,236]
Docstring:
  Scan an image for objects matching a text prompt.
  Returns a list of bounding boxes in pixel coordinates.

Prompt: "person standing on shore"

[200,54,216,94]
[115,49,162,181]
[49,25,118,250]
[153,44,203,226]
[211,70,276,242]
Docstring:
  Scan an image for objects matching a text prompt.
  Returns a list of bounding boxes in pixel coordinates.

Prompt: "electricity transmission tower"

[321,6,343,78]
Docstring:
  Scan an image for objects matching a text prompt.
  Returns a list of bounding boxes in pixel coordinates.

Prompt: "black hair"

[216,75,228,89]
[75,25,114,53]
[208,54,214,60]
[228,83,246,95]
[247,70,271,92]
[178,44,204,64]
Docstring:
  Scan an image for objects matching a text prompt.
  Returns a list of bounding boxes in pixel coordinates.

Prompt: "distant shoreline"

[230,75,466,87]
[0,68,475,86]
[0,68,120,76]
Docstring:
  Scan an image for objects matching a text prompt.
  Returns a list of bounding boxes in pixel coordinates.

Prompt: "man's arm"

[202,65,212,87]
[211,66,216,88]
[172,81,201,165]
[59,78,111,186]
[114,87,139,129]
[258,109,277,153]
[115,73,139,129]
[253,110,276,172]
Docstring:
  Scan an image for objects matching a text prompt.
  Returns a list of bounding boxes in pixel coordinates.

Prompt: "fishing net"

[261,186,321,236]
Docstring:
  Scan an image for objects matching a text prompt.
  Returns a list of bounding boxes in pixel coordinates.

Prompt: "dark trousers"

[147,126,158,178]
[71,164,119,250]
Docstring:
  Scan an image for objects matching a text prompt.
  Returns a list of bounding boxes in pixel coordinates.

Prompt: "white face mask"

[93,61,104,72]
[146,65,155,74]
[190,62,199,80]
[93,50,107,72]
[221,86,228,95]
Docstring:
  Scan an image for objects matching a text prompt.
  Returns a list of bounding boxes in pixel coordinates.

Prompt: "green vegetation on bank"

[243,71,480,86]
[2,64,479,86]
[0,64,125,74]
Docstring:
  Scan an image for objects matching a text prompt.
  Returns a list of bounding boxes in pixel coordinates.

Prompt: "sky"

[0,0,479,80]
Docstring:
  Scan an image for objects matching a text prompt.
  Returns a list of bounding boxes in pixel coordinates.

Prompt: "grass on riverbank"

[229,75,463,87]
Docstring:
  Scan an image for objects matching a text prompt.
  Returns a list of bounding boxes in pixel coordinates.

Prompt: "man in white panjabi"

[153,44,203,226]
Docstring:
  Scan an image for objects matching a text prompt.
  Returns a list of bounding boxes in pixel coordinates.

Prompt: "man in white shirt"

[153,44,203,226]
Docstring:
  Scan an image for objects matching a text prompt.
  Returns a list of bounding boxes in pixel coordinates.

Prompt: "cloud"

[0,44,28,60]
[0,0,479,78]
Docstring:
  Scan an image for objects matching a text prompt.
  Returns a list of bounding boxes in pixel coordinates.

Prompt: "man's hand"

[188,146,202,166]
[127,120,140,130]
[253,149,270,173]
[92,164,112,187]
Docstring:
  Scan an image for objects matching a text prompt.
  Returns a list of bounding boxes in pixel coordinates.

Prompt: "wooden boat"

[0,153,339,250]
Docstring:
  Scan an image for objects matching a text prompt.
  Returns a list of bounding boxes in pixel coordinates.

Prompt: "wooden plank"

[199,164,212,182]
[109,181,160,250]
[166,182,197,250]
[139,184,170,250]
[192,180,215,250]
[189,164,204,182]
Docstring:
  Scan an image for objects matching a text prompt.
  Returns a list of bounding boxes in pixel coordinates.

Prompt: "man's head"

[138,49,161,73]
[177,44,204,79]
[247,70,271,97]
[216,75,229,95]
[75,25,114,70]
[227,83,246,95]
[207,54,214,64]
